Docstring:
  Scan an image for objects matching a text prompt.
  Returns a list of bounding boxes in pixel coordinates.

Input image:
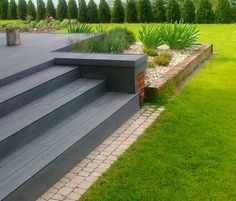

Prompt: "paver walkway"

[36,105,164,201]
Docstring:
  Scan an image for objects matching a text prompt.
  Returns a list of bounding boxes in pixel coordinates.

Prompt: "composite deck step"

[0,65,79,117]
[0,92,139,201]
[0,78,106,159]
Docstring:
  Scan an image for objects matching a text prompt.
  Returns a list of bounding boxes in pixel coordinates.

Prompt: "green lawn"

[0,20,19,25]
[79,24,236,201]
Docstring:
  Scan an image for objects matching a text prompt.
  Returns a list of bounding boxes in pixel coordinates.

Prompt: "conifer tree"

[57,0,67,21]
[137,0,153,22]
[153,0,165,22]
[166,0,181,22]
[215,0,232,23]
[27,0,36,20]
[111,0,124,22]
[98,0,110,22]
[232,0,236,22]
[0,0,8,19]
[17,0,27,20]
[68,0,78,19]
[196,0,214,23]
[87,0,99,23]
[37,0,45,20]
[78,0,87,22]
[181,0,195,23]
[125,0,138,22]
[7,0,17,19]
[46,0,56,18]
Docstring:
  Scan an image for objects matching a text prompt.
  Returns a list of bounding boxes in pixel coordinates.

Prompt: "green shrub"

[166,0,181,23]
[87,39,105,52]
[57,0,67,21]
[0,0,9,20]
[144,48,158,56]
[68,0,78,19]
[7,0,17,19]
[98,0,111,23]
[37,0,46,21]
[148,60,156,68]
[60,19,70,27]
[163,23,200,49]
[154,52,172,66]
[181,0,196,23]
[125,0,138,23]
[29,20,37,28]
[104,35,127,53]
[17,0,27,20]
[138,24,164,49]
[137,0,153,22]
[87,0,99,23]
[27,0,36,20]
[196,0,215,23]
[78,0,87,23]
[153,0,166,23]
[108,27,135,45]
[46,0,56,18]
[215,0,232,23]
[67,23,93,33]
[52,20,61,29]
[111,0,124,23]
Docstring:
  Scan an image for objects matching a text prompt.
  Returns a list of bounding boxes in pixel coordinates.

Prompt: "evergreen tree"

[137,0,153,22]
[215,0,232,23]
[37,0,45,20]
[7,0,17,19]
[46,0,56,18]
[166,0,181,22]
[57,0,67,20]
[17,0,27,19]
[181,0,195,23]
[196,0,214,23]
[98,0,110,22]
[27,0,36,19]
[78,0,87,22]
[0,0,8,19]
[232,0,236,22]
[125,0,138,22]
[111,0,124,22]
[87,0,98,23]
[153,0,165,22]
[68,0,77,19]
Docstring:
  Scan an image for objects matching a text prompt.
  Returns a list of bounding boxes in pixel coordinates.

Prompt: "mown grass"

[0,20,19,25]
[79,24,236,201]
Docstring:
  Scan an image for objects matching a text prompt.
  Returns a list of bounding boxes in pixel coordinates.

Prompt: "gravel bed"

[124,42,201,86]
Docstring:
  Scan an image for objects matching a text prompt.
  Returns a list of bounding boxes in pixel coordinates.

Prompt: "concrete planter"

[6,27,21,46]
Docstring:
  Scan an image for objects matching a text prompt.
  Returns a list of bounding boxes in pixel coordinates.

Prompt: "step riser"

[0,68,80,117]
[0,82,107,160]
[3,95,139,201]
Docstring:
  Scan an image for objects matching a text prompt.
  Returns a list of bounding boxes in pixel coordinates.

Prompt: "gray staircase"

[0,64,140,201]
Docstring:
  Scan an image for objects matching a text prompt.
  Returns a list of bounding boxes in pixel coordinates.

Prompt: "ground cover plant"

[70,27,135,54]
[75,24,236,201]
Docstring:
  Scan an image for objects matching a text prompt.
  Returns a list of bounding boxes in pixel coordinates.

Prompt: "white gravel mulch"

[124,42,200,86]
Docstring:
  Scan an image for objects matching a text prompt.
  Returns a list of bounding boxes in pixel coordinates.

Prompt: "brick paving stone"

[37,105,164,201]
[67,192,81,200]
[57,187,73,196]
[52,194,65,200]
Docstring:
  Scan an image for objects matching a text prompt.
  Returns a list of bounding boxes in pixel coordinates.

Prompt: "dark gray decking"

[0,33,147,201]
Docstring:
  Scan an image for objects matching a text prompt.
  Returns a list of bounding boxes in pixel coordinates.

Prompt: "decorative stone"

[6,27,21,46]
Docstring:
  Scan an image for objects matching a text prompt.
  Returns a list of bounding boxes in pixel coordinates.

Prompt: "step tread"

[0,65,77,103]
[0,78,105,142]
[0,92,136,200]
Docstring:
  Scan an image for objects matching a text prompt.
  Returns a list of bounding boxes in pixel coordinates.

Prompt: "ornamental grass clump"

[163,23,200,50]
[67,23,93,33]
[138,24,164,49]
